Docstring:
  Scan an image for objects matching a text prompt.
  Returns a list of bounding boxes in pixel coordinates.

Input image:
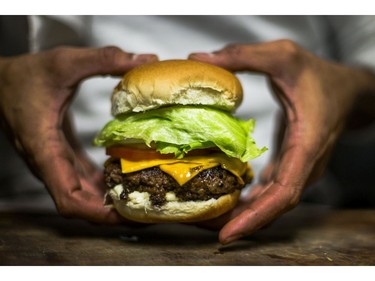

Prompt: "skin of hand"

[189,39,375,244]
[0,46,158,224]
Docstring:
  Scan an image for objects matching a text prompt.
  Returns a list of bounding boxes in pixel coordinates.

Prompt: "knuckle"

[218,44,249,71]
[269,39,307,81]
[43,47,73,80]
[97,46,124,66]
[276,180,302,210]
[223,43,244,56]
[283,184,302,210]
[287,192,301,209]
[47,47,69,65]
[13,137,27,158]
[55,197,74,218]
[276,39,303,64]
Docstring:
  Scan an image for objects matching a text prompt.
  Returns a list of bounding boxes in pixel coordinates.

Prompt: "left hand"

[189,40,375,244]
[0,46,158,223]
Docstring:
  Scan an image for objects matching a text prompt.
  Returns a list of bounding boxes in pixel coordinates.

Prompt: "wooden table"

[0,204,374,265]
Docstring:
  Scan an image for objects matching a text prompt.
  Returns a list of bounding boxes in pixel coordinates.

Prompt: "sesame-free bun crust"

[111,60,243,115]
[108,187,240,223]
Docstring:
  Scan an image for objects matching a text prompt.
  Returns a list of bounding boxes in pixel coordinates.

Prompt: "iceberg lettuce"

[94,106,267,162]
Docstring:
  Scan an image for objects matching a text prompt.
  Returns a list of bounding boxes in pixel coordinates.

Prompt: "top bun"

[111,59,243,115]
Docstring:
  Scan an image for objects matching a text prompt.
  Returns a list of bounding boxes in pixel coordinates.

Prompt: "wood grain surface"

[0,204,374,265]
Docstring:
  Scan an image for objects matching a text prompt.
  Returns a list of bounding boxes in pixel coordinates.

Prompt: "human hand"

[189,40,374,244]
[0,46,158,223]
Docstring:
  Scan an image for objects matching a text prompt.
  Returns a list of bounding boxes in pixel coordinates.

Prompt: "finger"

[62,113,103,186]
[60,175,124,224]
[28,123,121,224]
[193,186,262,231]
[219,182,294,244]
[188,43,271,72]
[219,140,313,244]
[189,40,303,78]
[259,160,277,185]
[47,46,159,87]
[242,184,267,205]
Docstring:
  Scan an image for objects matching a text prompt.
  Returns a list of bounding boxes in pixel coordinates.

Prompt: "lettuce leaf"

[93,106,267,162]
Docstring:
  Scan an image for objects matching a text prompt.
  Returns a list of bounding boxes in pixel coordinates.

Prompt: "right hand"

[189,40,375,243]
[0,46,158,223]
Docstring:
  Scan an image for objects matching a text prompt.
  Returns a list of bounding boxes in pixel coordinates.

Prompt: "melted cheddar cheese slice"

[120,153,252,186]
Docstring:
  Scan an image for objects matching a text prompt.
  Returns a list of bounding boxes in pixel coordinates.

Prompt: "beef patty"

[104,159,245,206]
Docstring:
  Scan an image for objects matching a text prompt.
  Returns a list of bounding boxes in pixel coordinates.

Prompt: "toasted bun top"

[111,60,243,115]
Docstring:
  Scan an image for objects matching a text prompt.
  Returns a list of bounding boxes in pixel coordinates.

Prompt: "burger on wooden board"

[94,59,267,223]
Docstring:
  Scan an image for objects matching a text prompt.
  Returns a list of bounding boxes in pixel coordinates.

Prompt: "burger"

[93,59,266,223]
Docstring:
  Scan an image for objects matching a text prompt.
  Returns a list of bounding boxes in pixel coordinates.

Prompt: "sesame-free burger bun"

[111,59,243,115]
[107,186,241,223]
[95,59,263,224]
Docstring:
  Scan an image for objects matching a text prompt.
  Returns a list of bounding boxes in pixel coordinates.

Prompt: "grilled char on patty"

[104,159,244,206]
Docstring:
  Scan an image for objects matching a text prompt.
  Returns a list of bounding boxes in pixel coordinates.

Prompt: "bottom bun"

[107,184,240,223]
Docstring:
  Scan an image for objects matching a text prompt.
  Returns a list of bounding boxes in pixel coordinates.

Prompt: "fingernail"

[132,54,158,62]
[222,234,243,245]
[189,52,214,59]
